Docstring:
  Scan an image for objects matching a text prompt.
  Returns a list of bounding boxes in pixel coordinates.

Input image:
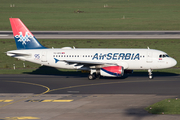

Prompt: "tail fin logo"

[15,32,33,45]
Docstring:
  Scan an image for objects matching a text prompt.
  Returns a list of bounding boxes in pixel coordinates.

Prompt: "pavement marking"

[0,116,40,119]
[0,81,50,109]
[0,35,8,36]
[41,99,52,102]
[26,100,43,102]
[52,100,73,102]
[48,79,180,93]
[67,91,80,93]
[25,99,73,102]
[5,81,50,95]
[0,100,13,102]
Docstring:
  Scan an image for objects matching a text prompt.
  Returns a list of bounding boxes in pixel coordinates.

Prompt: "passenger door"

[146,51,153,63]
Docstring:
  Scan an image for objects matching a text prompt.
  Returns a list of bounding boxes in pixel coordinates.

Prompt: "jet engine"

[100,66,124,77]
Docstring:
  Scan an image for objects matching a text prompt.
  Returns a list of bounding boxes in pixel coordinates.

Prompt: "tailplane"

[9,18,46,49]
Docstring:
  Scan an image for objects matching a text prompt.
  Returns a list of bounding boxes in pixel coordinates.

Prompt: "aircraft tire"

[88,74,95,80]
[149,75,153,79]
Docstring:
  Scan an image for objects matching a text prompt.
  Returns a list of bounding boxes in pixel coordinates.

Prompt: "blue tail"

[10,18,46,50]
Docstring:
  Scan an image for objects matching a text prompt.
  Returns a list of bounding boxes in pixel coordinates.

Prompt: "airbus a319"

[7,18,177,80]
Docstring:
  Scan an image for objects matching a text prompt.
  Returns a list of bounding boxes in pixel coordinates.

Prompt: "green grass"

[0,39,180,74]
[1,0,180,30]
[145,98,180,114]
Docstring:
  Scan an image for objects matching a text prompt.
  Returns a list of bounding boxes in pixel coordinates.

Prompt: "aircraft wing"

[54,58,128,69]
[63,60,117,66]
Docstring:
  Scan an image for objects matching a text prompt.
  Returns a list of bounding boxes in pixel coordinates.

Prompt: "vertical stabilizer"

[9,18,46,49]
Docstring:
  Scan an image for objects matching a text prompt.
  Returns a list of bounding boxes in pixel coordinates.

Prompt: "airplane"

[7,18,177,80]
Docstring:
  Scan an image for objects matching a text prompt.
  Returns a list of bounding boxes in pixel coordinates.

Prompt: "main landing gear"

[88,69,99,80]
[148,69,153,79]
[88,73,96,80]
[88,69,154,80]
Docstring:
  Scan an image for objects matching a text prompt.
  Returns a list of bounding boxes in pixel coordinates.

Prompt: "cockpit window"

[159,54,169,58]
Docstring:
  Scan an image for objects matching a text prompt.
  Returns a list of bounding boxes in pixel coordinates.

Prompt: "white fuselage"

[7,48,177,70]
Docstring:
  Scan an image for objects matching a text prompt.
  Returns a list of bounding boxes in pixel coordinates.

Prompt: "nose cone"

[171,58,177,67]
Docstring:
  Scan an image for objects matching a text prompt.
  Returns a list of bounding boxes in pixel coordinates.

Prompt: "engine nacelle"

[100,66,124,77]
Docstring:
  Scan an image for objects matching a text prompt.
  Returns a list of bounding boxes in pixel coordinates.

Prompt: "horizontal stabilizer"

[7,51,31,57]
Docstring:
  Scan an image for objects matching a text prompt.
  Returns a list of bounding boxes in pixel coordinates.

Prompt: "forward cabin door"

[146,51,153,63]
[41,51,47,62]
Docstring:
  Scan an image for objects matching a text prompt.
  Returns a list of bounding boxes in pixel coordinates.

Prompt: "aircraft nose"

[171,58,177,67]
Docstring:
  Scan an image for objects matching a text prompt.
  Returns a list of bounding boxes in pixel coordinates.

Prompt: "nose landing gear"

[148,69,153,79]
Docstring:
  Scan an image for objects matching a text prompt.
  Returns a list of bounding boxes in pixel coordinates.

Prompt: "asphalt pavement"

[1,31,180,39]
[0,74,180,120]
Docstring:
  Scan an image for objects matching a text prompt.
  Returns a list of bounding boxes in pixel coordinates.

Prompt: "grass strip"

[145,98,180,114]
[1,0,180,30]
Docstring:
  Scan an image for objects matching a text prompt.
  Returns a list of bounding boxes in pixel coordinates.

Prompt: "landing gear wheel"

[149,75,153,79]
[88,74,95,80]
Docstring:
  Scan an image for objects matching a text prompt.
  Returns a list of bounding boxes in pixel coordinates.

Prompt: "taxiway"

[0,74,180,120]
[1,31,180,39]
